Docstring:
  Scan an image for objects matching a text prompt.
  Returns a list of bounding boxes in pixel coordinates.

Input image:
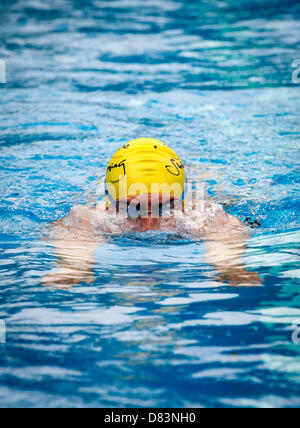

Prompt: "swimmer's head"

[105,138,186,214]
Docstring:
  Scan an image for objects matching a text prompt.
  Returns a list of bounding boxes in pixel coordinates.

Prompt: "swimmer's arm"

[42,206,103,289]
[203,214,262,287]
[42,239,99,289]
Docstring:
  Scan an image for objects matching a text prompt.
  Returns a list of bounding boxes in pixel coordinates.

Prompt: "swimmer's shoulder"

[69,202,106,216]
[95,202,106,213]
[190,200,248,236]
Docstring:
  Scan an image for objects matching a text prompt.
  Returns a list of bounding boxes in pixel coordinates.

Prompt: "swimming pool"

[0,0,299,408]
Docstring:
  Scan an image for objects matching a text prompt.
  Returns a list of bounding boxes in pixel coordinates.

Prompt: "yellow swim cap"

[105,138,186,207]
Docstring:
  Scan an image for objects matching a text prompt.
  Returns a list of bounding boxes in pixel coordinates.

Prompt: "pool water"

[0,0,300,408]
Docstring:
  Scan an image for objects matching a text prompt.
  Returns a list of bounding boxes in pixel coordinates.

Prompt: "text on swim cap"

[165,158,185,176]
[107,160,127,183]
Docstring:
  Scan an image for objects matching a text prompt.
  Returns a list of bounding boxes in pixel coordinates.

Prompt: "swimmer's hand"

[204,238,262,287]
[215,268,262,287]
[42,237,99,289]
[42,268,95,290]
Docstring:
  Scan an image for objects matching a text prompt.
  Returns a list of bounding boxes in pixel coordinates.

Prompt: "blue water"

[0,0,300,408]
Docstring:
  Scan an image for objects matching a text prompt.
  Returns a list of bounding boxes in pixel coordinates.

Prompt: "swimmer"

[42,138,261,288]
